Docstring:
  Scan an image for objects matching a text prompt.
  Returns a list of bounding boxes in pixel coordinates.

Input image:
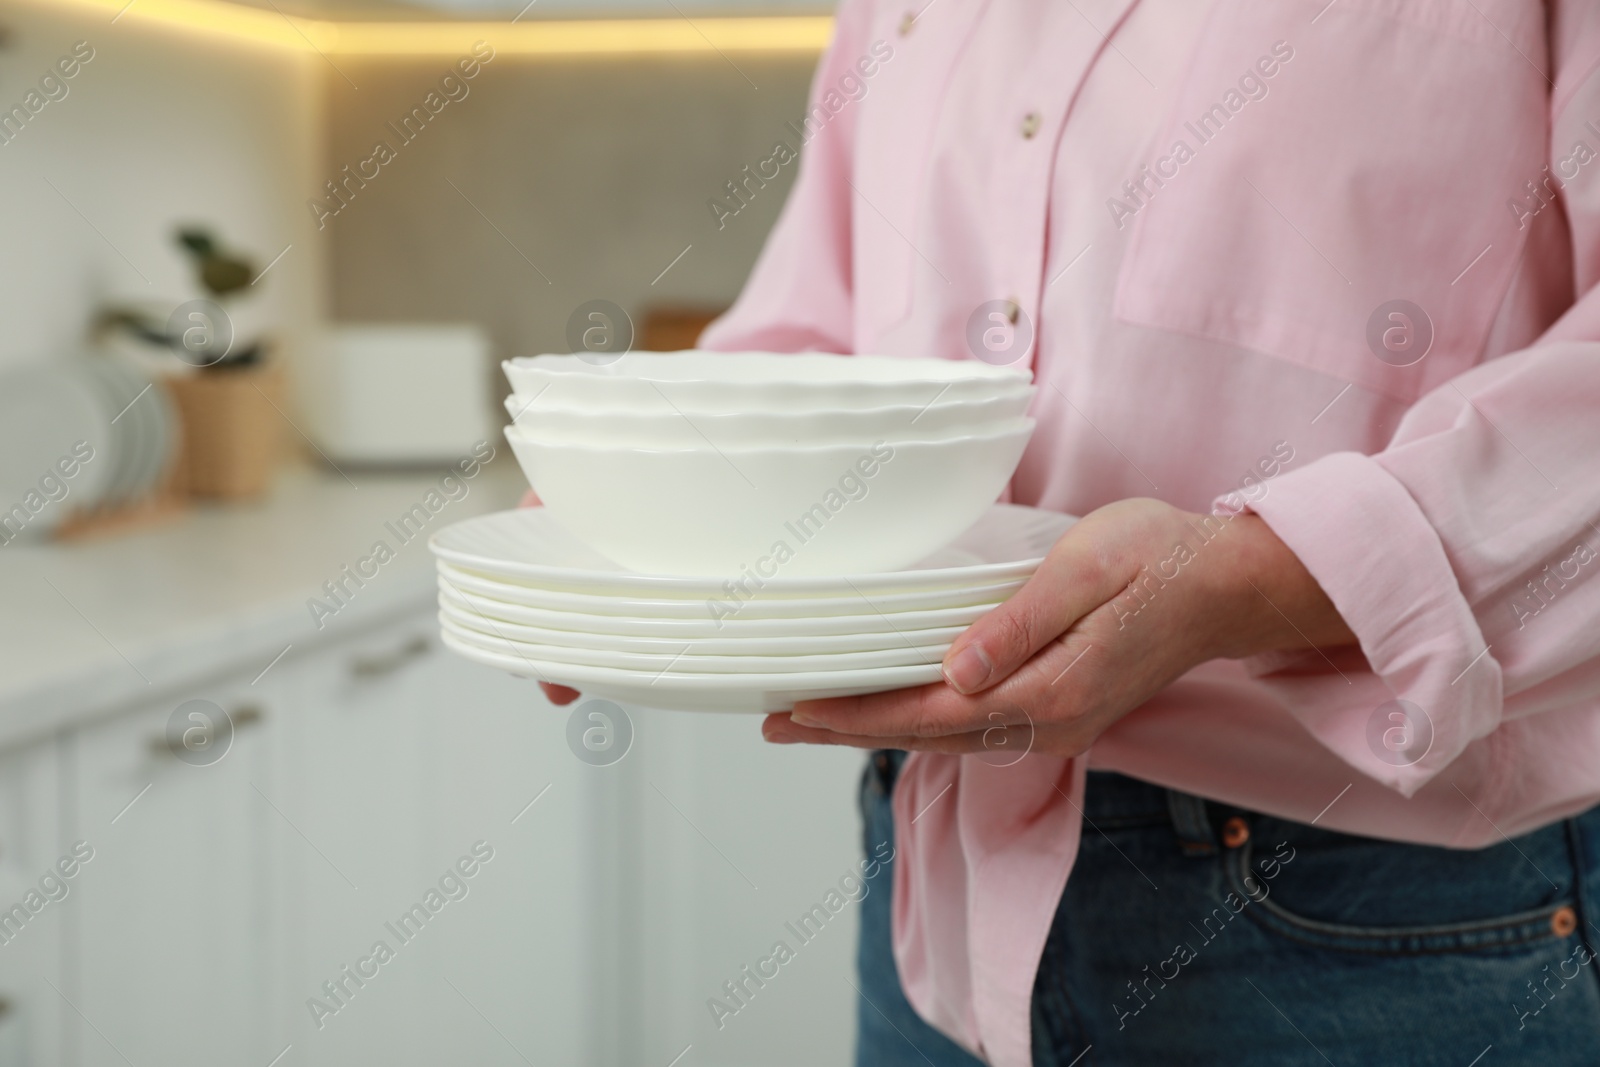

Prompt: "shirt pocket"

[1112,0,1549,403]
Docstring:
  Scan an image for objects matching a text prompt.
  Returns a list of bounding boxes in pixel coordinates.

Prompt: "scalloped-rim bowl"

[503,388,1036,448]
[502,351,1033,412]
[504,418,1036,577]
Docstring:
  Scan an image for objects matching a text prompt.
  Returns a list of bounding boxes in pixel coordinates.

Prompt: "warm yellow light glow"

[326,16,835,55]
[36,0,832,55]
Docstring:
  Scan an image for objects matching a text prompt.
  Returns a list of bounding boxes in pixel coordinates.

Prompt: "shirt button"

[1002,298,1020,324]
[1020,111,1041,139]
[1552,905,1578,937]
[1221,816,1250,848]
[898,11,916,35]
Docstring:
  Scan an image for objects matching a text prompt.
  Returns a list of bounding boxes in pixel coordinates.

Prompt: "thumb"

[941,533,1125,695]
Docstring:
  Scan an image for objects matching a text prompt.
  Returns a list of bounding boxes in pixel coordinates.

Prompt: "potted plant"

[97,227,283,500]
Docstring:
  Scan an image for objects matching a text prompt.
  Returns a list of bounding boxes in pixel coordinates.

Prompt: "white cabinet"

[71,672,282,1067]
[266,615,592,1067]
[0,737,66,1067]
[608,710,867,1067]
[17,604,593,1067]
[56,608,596,1067]
[2,599,869,1067]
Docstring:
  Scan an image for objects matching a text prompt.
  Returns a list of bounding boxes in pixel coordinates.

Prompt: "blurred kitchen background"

[0,0,873,1064]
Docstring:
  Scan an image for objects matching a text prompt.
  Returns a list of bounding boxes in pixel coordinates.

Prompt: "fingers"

[540,682,581,705]
[762,713,990,753]
[768,710,1091,760]
[518,489,542,508]
[941,527,1124,695]
[789,681,1032,738]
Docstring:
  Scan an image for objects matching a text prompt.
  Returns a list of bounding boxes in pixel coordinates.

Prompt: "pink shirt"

[701,1,1600,1062]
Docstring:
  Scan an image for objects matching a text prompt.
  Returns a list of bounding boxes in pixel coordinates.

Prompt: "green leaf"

[202,257,255,296]
[177,227,216,257]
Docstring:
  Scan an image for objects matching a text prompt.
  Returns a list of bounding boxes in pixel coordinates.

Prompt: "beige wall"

[320,49,815,369]
[0,0,324,375]
[0,6,813,413]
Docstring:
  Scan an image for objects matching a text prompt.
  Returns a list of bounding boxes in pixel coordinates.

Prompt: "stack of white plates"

[0,356,179,537]
[436,351,1056,710]
[71,355,180,507]
[430,504,1074,712]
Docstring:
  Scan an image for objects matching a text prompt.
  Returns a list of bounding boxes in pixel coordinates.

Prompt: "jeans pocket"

[1225,821,1578,956]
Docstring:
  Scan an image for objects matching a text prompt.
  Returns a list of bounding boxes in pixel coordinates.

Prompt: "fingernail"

[789,709,818,727]
[764,729,797,744]
[944,644,993,694]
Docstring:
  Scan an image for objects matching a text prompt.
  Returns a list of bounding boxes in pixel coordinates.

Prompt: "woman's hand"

[763,497,1357,756]
[519,489,583,706]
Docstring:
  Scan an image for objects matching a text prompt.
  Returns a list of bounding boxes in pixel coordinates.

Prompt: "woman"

[559,1,1600,1062]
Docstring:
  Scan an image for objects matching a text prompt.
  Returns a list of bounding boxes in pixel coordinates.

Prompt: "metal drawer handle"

[147,704,262,759]
[348,636,430,679]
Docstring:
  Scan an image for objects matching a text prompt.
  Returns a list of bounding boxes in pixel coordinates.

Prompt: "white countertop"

[0,459,525,751]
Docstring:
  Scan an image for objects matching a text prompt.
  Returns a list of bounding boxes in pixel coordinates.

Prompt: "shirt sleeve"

[1243,14,1600,797]
[696,0,874,355]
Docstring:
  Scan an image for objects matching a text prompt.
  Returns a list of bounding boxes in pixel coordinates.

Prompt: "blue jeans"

[856,751,1600,1066]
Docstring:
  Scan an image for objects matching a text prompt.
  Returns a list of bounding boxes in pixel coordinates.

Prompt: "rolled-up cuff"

[1238,451,1503,794]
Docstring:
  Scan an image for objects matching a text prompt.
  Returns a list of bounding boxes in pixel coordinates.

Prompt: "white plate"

[440,599,968,654]
[440,616,949,673]
[430,504,1072,596]
[437,564,1023,619]
[131,367,179,496]
[437,584,1001,637]
[70,359,140,504]
[0,363,113,531]
[440,629,944,713]
[108,360,158,500]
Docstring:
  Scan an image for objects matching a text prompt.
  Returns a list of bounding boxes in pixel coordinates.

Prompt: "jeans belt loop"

[1167,788,1219,856]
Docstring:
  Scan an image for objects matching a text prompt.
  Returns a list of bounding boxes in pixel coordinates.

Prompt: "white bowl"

[503,388,1035,448]
[503,418,1035,576]
[503,352,1032,411]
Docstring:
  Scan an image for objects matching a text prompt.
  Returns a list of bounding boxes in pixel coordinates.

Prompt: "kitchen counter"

[0,458,524,751]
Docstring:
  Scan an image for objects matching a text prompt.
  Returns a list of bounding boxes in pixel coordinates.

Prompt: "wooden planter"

[165,363,284,500]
